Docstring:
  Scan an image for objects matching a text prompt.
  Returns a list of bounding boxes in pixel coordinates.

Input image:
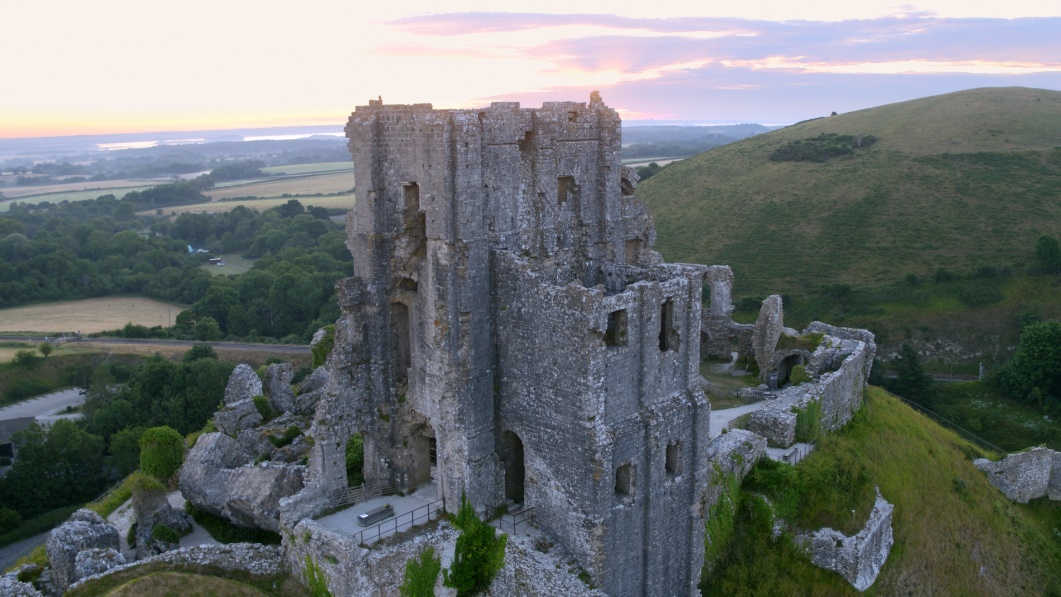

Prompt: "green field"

[0,186,154,211]
[155,193,356,216]
[261,161,352,175]
[204,171,354,200]
[199,255,258,276]
[638,87,1061,296]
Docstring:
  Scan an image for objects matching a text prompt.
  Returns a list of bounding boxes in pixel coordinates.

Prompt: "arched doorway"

[501,431,525,505]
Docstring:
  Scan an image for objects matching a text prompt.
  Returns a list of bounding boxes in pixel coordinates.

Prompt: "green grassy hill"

[639,87,1061,296]
[705,386,1061,595]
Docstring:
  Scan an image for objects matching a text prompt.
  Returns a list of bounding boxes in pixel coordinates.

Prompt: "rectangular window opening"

[605,309,628,347]
[665,442,681,476]
[659,298,674,351]
[615,463,633,496]
[558,176,576,207]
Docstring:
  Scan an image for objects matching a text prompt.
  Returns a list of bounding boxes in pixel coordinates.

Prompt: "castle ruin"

[311,93,710,595]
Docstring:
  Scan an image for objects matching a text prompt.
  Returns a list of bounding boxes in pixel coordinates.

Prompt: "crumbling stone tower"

[335,93,710,595]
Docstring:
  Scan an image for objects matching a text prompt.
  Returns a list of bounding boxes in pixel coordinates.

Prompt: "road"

[0,388,85,422]
[0,335,310,354]
[0,532,47,572]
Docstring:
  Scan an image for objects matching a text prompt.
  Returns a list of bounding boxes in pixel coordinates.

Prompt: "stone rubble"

[45,509,120,593]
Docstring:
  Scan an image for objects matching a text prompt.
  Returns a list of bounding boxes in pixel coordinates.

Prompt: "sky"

[2,1,1060,138]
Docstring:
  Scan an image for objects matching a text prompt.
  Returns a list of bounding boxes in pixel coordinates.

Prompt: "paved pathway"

[0,388,85,422]
[316,482,444,545]
[710,400,767,438]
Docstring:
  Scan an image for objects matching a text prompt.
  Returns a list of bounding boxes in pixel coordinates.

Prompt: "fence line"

[892,394,1005,454]
[352,498,445,545]
[334,477,397,509]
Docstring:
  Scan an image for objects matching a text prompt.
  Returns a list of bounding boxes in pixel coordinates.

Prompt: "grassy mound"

[639,87,1061,296]
[704,386,1061,595]
[65,564,302,597]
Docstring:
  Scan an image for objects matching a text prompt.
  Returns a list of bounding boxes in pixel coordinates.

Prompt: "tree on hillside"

[1034,235,1061,274]
[38,342,53,358]
[0,420,106,518]
[884,344,938,407]
[991,320,1061,415]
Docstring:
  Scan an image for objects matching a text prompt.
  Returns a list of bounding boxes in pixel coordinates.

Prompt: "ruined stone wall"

[747,327,874,448]
[795,489,894,592]
[493,251,709,596]
[975,447,1061,503]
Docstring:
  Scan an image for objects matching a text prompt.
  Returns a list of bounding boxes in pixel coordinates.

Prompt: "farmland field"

[199,255,258,276]
[204,172,354,200]
[0,178,162,199]
[0,297,186,334]
[261,161,352,175]
[154,193,355,216]
[1,186,154,211]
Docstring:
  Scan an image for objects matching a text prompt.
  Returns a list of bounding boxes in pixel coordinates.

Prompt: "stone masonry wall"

[747,325,874,448]
[794,488,894,592]
[975,447,1061,503]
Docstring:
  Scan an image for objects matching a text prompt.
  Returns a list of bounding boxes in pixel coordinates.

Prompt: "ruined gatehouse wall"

[747,325,874,448]
[975,447,1061,503]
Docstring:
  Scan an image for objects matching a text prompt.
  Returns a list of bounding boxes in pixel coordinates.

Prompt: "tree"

[12,349,37,367]
[401,545,442,597]
[0,420,106,518]
[443,493,508,596]
[991,320,1061,414]
[139,426,186,483]
[182,343,218,363]
[109,426,146,476]
[1035,235,1061,274]
[38,342,53,358]
[885,344,937,406]
[193,316,222,341]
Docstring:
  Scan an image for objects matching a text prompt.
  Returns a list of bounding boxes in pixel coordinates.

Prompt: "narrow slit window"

[615,463,633,496]
[659,298,674,351]
[665,442,681,476]
[605,309,628,347]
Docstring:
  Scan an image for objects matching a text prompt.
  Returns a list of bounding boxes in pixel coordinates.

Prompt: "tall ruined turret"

[314,93,710,595]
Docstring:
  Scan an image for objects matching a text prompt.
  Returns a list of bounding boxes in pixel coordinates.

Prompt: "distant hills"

[638,87,1061,295]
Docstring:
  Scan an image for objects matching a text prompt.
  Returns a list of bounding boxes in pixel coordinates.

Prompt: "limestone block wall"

[795,489,894,592]
[493,250,710,596]
[975,447,1061,503]
[703,430,766,511]
[747,329,874,448]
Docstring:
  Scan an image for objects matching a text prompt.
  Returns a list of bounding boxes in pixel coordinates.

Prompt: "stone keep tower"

[335,93,710,595]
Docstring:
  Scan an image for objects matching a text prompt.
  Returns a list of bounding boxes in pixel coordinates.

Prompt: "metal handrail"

[497,507,535,534]
[352,498,445,545]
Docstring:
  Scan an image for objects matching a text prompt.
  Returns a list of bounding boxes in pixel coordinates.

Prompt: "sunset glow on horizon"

[2,1,1061,139]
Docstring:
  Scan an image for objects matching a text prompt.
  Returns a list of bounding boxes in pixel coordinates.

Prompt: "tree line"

[0,193,352,343]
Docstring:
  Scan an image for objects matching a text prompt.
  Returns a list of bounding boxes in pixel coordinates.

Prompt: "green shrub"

[401,545,442,597]
[12,350,39,368]
[443,493,508,596]
[769,133,878,162]
[253,395,276,420]
[139,426,186,483]
[151,524,181,543]
[789,365,812,386]
[703,470,741,576]
[269,426,302,448]
[312,325,336,368]
[346,433,364,486]
[0,508,21,534]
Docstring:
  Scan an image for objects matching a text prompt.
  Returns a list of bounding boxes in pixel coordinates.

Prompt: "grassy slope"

[706,386,1061,595]
[638,87,1061,296]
